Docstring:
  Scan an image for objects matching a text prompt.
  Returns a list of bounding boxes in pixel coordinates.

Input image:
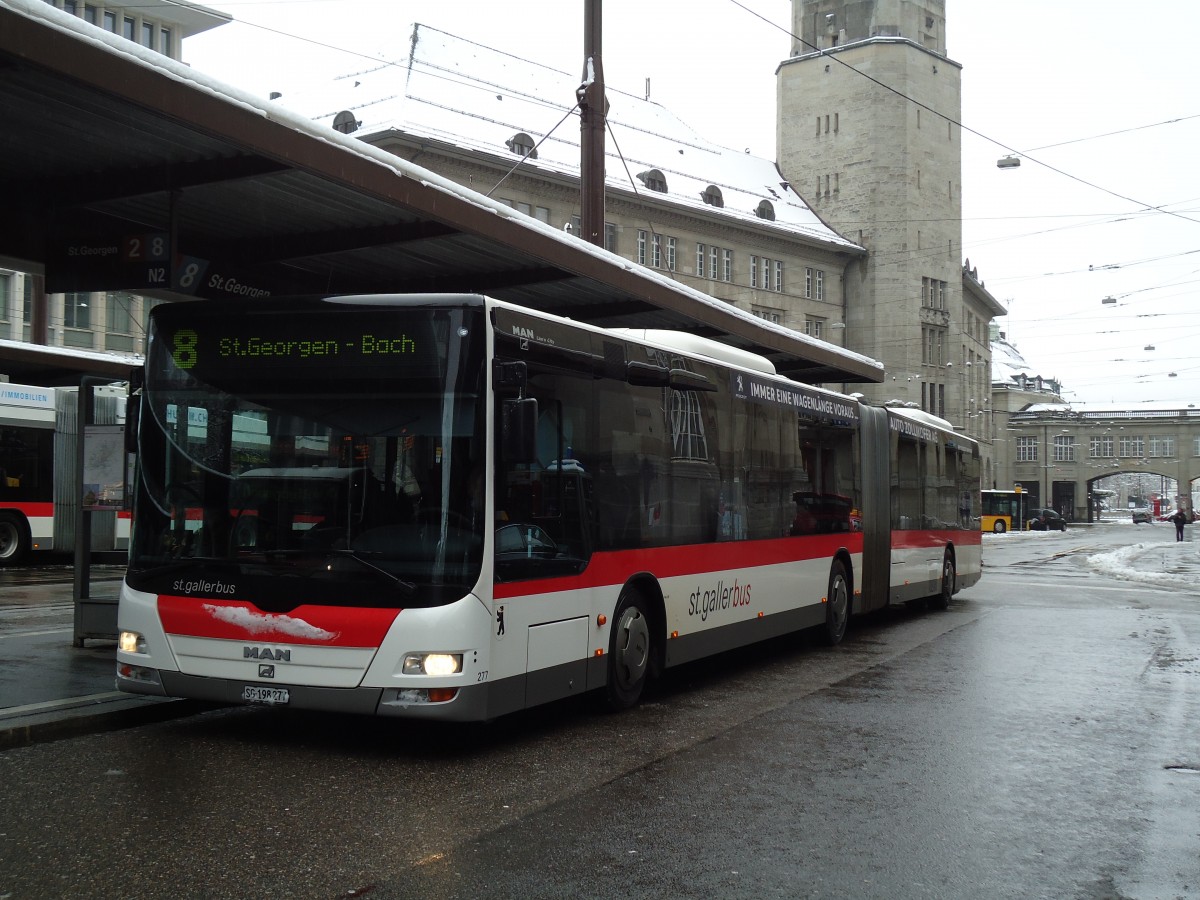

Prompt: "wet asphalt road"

[0,531,1197,899]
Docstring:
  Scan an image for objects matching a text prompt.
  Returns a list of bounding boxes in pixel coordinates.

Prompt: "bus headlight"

[119,630,147,654]
[402,653,462,676]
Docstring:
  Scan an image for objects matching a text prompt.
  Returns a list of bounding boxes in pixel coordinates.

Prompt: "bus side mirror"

[502,398,538,463]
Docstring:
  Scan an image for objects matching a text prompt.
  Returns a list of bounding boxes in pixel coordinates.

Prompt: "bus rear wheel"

[993,520,1006,534]
[0,513,31,566]
[604,588,652,710]
[818,560,850,646]
[929,551,955,611]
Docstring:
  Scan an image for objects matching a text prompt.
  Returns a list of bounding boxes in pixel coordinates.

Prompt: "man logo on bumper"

[259,664,275,678]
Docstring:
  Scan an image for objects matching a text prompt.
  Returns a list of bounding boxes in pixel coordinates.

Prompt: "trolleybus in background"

[980,487,1025,533]
[116,294,981,721]
[0,381,56,564]
[0,380,129,564]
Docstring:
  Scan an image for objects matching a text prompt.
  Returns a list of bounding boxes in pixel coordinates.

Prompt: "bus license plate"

[242,685,289,705]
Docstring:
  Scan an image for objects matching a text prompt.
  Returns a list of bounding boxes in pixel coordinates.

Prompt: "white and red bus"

[0,381,57,564]
[116,294,981,720]
[0,380,131,564]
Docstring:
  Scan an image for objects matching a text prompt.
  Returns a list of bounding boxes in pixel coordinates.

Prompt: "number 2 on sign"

[172,329,199,369]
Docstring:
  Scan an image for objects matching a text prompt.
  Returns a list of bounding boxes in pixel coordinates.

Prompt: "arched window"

[701,185,724,208]
[755,199,776,221]
[332,111,360,134]
[637,169,668,193]
[506,133,538,159]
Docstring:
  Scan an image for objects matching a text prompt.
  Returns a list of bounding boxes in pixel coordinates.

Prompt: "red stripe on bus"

[0,502,54,517]
[157,595,400,646]
[493,533,864,599]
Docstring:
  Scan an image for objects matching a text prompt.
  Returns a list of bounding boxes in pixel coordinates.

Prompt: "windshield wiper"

[323,549,416,595]
[127,557,236,580]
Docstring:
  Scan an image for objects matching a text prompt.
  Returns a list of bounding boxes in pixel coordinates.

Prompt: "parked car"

[1028,508,1067,531]
[1131,508,1153,524]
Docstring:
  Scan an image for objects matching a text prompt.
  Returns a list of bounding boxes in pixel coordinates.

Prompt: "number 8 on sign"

[172,329,199,369]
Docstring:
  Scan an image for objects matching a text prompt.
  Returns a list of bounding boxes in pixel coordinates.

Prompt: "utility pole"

[578,0,606,247]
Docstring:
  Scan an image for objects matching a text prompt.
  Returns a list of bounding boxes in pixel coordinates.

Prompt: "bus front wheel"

[993,520,1006,534]
[818,560,850,646]
[604,588,652,710]
[0,513,31,566]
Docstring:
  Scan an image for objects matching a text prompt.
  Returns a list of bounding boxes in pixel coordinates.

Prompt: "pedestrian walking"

[1170,508,1187,542]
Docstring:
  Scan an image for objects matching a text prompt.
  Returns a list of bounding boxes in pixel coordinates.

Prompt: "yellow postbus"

[981,488,1025,533]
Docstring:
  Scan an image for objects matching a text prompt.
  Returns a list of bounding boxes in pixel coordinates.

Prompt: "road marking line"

[1,692,126,717]
[0,628,73,639]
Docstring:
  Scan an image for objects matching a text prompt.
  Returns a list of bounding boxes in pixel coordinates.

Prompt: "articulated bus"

[116,294,981,720]
[980,488,1026,534]
[0,381,129,564]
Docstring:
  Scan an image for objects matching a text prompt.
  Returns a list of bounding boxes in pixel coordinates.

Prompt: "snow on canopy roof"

[280,24,860,251]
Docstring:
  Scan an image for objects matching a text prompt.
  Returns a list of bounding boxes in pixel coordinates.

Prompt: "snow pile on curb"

[1089,541,1200,589]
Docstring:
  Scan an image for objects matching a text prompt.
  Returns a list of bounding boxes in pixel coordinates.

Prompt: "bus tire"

[818,560,851,646]
[0,512,31,566]
[929,550,955,611]
[604,587,652,711]
[993,520,1006,534]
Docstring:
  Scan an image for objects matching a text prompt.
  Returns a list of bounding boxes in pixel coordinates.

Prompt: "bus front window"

[127,299,487,608]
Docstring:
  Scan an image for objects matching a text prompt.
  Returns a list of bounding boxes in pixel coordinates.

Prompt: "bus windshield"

[127,298,487,609]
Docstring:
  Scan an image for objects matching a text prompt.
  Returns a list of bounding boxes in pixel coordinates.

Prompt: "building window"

[22,275,32,323]
[141,21,153,48]
[815,269,825,300]
[160,26,172,56]
[83,4,97,24]
[701,185,724,208]
[760,257,770,290]
[1053,435,1076,463]
[637,230,647,266]
[805,267,813,299]
[1090,436,1114,459]
[1149,436,1175,458]
[1017,436,1038,462]
[666,236,676,272]
[723,249,732,282]
[64,292,90,329]
[534,206,550,224]
[506,133,538,159]
[638,169,667,193]
[102,9,115,31]
[696,243,706,276]
[0,273,9,322]
[123,16,134,40]
[752,306,782,324]
[1194,435,1200,457]
[750,255,758,289]
[107,292,133,334]
[1118,435,1145,458]
[804,318,824,339]
[774,260,783,292]
[755,200,775,221]
[710,246,718,280]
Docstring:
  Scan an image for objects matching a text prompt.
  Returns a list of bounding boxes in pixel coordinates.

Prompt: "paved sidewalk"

[0,569,204,750]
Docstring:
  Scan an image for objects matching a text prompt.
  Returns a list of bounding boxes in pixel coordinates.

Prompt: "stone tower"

[778,0,964,417]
